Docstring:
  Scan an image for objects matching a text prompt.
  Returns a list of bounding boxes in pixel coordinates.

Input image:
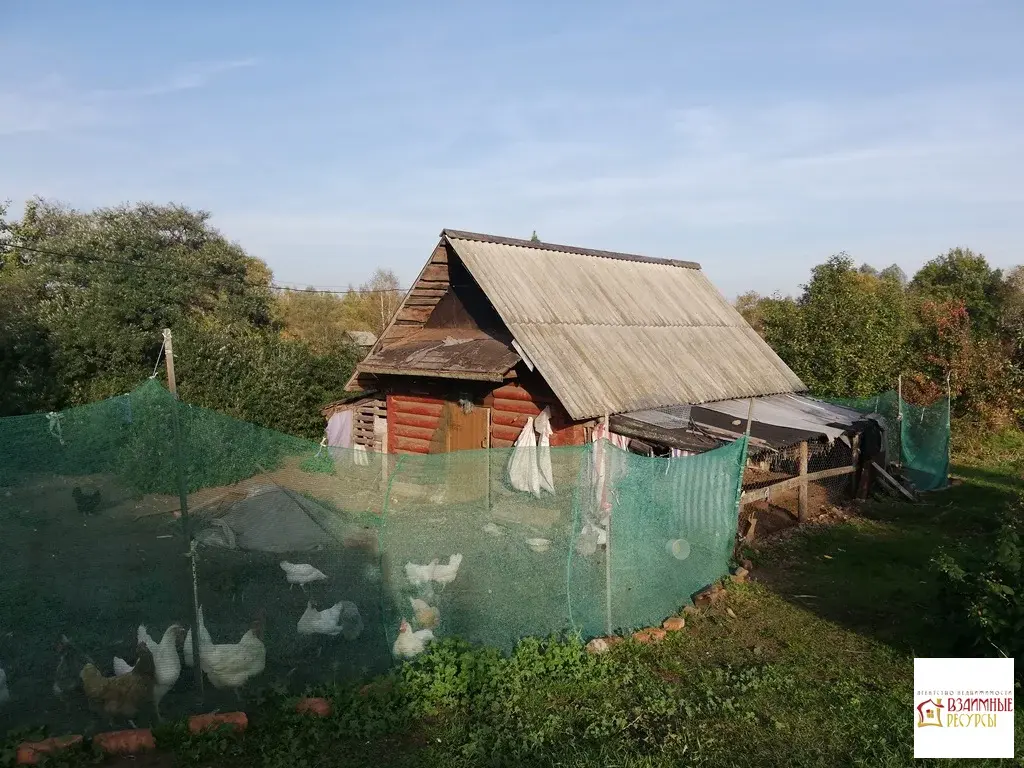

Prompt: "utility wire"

[3,242,415,295]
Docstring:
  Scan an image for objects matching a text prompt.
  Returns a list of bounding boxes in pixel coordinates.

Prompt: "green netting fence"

[822,390,951,492]
[0,381,746,736]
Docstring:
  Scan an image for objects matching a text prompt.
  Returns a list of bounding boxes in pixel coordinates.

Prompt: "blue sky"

[2,1,1023,298]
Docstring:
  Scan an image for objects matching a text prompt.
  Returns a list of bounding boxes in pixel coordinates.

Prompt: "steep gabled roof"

[353,229,806,420]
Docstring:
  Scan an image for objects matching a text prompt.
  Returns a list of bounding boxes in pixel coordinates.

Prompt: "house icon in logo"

[917,698,944,727]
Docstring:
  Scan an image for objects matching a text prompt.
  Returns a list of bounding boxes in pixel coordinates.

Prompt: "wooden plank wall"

[353,398,386,449]
[378,244,450,347]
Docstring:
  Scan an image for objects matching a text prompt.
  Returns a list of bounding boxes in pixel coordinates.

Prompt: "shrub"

[933,494,1023,662]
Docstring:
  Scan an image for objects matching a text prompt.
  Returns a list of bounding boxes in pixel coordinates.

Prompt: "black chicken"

[72,486,101,516]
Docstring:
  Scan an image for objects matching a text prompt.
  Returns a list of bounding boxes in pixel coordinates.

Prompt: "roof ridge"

[441,228,701,270]
[507,320,743,328]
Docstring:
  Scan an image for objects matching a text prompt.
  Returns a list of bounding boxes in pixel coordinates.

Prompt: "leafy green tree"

[910,247,1006,334]
[4,198,275,403]
[762,255,912,398]
[734,291,766,336]
[0,198,361,434]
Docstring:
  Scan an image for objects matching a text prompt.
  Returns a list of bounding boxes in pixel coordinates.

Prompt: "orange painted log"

[392,403,444,418]
[492,424,524,443]
[491,411,530,429]
[551,425,587,447]
[492,398,543,416]
[392,412,441,430]
[490,384,539,402]
[491,437,515,449]
[394,436,431,454]
[392,423,436,442]
[391,394,444,407]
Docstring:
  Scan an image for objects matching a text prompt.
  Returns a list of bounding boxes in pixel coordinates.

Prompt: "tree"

[358,268,404,336]
[530,231,540,243]
[274,287,371,354]
[734,291,767,336]
[3,198,276,404]
[910,247,1006,334]
[761,254,912,398]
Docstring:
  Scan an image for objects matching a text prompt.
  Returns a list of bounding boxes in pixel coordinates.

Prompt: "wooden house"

[344,229,812,457]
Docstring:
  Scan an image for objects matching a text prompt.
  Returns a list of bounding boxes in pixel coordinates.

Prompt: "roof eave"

[354,364,511,383]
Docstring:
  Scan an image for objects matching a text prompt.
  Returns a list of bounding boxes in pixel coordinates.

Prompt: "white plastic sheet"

[507,416,541,496]
[535,406,555,495]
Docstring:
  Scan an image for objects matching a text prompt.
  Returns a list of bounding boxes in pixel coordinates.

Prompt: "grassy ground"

[3,434,1022,767]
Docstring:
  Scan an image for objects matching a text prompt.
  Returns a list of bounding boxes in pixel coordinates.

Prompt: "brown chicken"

[80,642,155,722]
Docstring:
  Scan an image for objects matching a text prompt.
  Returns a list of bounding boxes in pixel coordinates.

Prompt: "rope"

[150,339,166,379]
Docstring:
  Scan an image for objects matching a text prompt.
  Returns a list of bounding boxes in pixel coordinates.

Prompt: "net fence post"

[602,413,613,637]
[163,327,205,698]
[733,404,753,556]
[897,374,904,470]
[738,400,754,549]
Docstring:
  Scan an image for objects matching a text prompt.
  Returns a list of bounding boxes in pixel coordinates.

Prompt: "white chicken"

[184,607,266,699]
[296,601,363,640]
[280,561,328,590]
[404,559,439,587]
[112,623,186,720]
[392,619,434,659]
[432,553,463,589]
[404,553,463,590]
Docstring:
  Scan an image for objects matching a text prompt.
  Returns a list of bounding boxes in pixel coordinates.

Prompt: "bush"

[933,494,1023,661]
[114,380,308,495]
[174,322,360,440]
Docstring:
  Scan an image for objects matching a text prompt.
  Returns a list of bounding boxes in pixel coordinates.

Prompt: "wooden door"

[442,404,490,505]
[446,404,490,451]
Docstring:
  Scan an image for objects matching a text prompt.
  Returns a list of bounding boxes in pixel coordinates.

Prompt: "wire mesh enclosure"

[0,382,747,736]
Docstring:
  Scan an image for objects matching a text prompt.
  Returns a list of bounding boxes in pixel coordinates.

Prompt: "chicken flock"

[0,551,464,725]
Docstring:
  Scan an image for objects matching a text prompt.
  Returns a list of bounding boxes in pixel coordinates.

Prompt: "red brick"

[16,736,83,765]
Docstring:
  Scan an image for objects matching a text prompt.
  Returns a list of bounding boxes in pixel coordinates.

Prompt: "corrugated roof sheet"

[444,230,806,420]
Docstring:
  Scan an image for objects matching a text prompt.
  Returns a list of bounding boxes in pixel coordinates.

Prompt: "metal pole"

[163,328,204,697]
[602,413,612,636]
[738,400,755,550]
[945,371,952,487]
[896,375,903,470]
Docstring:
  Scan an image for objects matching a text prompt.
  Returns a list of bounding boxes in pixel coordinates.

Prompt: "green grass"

[4,433,1023,767]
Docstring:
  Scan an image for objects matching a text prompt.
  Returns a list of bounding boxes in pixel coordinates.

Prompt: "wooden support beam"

[798,441,809,523]
[743,511,758,544]
[871,461,917,502]
[850,433,861,495]
[740,465,855,503]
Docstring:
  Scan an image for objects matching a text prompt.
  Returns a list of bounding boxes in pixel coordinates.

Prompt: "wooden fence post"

[849,433,860,496]
[798,441,809,523]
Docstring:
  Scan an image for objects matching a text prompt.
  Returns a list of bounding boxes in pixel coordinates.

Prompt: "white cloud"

[204,83,1024,289]
[0,59,257,135]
